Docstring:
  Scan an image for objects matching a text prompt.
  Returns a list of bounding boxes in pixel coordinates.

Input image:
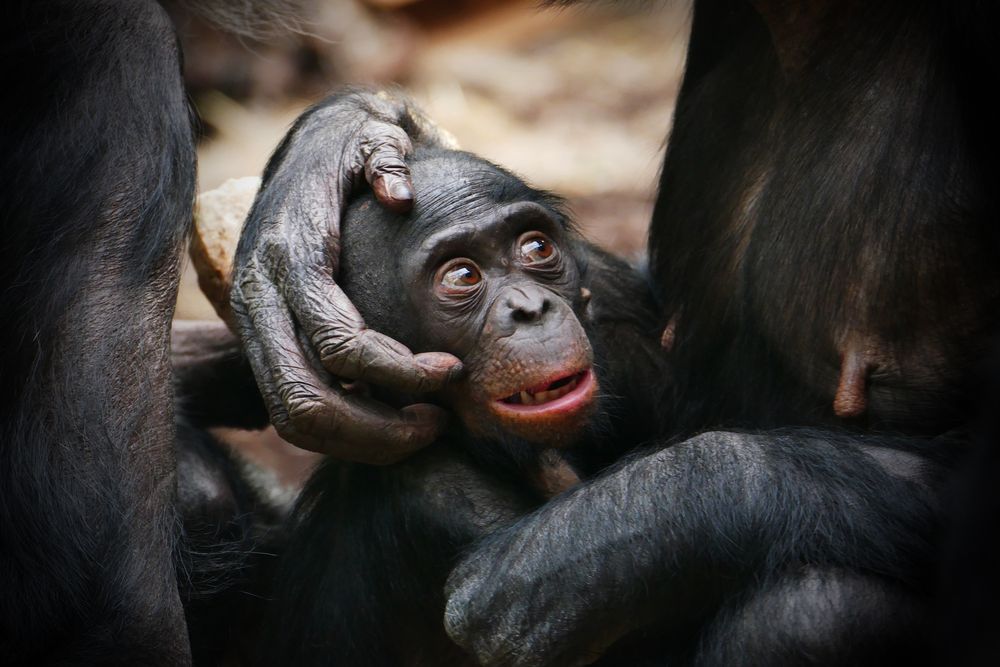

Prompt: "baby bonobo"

[338,148,612,496]
[259,146,667,666]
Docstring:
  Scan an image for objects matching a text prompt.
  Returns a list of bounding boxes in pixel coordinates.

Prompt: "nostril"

[511,306,537,323]
[505,288,550,323]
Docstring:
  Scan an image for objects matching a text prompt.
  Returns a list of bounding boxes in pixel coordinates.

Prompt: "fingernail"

[388,178,413,202]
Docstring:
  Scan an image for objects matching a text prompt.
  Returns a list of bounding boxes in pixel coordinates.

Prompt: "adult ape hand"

[230,89,462,464]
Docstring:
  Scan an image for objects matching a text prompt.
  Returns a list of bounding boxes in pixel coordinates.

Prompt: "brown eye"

[439,260,482,291]
[518,232,556,264]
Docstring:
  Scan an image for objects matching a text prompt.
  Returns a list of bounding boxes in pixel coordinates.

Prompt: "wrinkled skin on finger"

[230,88,463,463]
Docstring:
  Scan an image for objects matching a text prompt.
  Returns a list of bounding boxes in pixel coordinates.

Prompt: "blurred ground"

[173,0,690,486]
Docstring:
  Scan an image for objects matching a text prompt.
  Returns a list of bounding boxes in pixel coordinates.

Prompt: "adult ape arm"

[230,88,463,464]
[171,320,269,429]
[443,430,960,666]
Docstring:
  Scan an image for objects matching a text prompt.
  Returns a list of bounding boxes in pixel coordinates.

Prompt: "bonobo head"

[339,147,598,451]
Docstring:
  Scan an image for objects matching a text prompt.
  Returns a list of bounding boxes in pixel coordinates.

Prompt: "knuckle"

[279,383,338,435]
[267,399,297,437]
[270,412,295,438]
[369,153,408,175]
[259,233,290,270]
[315,328,359,369]
[361,125,411,162]
[396,426,421,452]
[381,122,412,147]
[286,395,323,424]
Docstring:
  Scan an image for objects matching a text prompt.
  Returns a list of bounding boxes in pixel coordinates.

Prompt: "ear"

[190,176,261,329]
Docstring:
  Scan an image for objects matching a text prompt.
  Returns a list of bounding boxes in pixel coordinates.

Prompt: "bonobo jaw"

[339,148,599,448]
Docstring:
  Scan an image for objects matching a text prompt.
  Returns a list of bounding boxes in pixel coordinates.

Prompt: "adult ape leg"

[1,1,194,663]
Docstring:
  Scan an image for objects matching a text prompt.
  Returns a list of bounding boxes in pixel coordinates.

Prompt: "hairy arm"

[171,320,269,429]
[444,429,957,666]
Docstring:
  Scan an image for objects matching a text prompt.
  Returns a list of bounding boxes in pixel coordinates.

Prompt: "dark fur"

[171,324,287,664]
[1,1,194,662]
[649,0,999,433]
[1,1,287,663]
[173,419,287,666]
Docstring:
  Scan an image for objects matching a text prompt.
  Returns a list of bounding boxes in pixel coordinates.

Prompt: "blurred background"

[171,0,690,487]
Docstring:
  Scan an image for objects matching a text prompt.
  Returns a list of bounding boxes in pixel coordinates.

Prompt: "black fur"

[1,1,194,662]
[1,2,288,663]
[649,0,999,434]
[171,323,286,663]
[174,419,286,666]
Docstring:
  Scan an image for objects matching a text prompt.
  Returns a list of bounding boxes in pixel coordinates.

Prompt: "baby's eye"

[438,260,483,293]
[518,232,557,264]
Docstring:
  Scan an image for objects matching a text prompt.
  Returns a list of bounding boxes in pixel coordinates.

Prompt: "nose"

[502,285,552,325]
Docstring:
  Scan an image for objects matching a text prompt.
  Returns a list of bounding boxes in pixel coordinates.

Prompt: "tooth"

[538,390,552,403]
[521,391,532,405]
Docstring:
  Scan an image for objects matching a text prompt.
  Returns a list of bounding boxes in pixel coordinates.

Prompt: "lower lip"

[492,369,596,417]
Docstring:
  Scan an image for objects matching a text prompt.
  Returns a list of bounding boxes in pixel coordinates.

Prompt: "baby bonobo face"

[340,149,599,448]
[411,200,598,447]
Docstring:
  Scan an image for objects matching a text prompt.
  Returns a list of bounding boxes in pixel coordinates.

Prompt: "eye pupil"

[520,235,555,262]
[443,263,481,288]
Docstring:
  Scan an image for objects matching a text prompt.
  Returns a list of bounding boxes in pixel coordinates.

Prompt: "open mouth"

[495,369,595,414]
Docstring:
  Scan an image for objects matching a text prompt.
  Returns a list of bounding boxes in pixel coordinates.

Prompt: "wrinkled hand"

[230,88,462,464]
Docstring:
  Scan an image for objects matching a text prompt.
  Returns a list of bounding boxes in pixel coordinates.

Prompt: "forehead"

[402,152,565,247]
